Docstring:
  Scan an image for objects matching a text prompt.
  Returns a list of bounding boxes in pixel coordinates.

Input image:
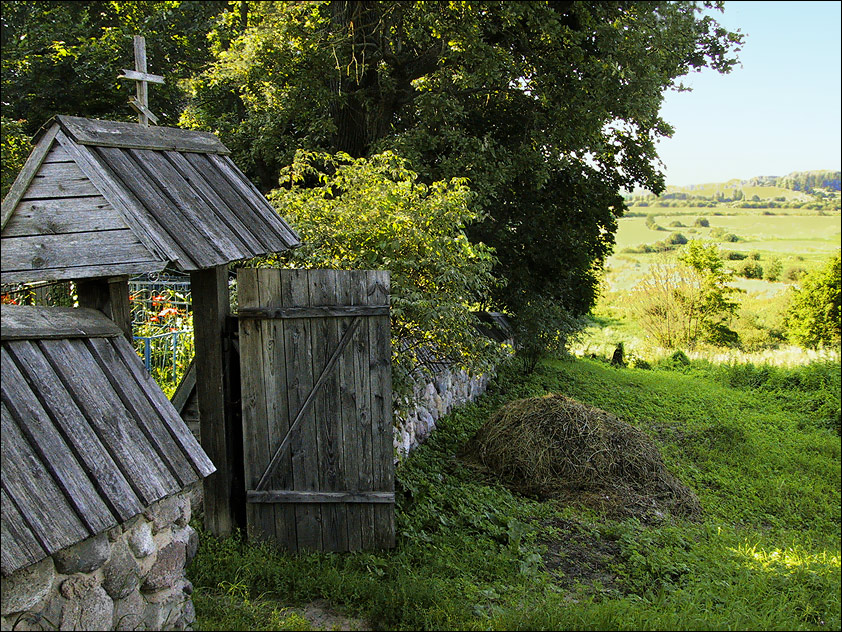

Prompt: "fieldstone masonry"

[0,484,202,632]
[394,367,492,458]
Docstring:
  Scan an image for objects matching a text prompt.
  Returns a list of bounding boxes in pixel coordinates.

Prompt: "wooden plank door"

[238,268,394,552]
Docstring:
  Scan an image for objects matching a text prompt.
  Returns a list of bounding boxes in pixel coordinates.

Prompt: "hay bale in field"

[468,394,701,518]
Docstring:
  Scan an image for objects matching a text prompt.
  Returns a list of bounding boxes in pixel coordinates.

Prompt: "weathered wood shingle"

[1,116,300,284]
[0,305,215,576]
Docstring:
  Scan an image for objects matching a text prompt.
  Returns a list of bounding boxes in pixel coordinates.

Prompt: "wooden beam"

[56,116,229,154]
[238,305,389,319]
[0,305,121,340]
[191,265,241,536]
[119,69,165,84]
[247,491,395,504]
[75,276,133,343]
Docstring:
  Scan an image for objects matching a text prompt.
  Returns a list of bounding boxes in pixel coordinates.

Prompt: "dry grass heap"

[469,394,701,519]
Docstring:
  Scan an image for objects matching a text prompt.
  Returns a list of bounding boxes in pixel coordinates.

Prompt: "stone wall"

[1,484,201,632]
[394,367,492,458]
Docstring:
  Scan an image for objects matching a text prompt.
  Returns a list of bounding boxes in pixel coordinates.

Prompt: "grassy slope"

[189,357,841,631]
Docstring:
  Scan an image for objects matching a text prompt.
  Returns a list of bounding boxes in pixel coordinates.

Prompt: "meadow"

[188,356,841,631]
[575,206,841,363]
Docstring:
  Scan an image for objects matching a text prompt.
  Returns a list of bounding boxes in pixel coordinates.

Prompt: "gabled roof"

[1,116,300,284]
[0,305,216,576]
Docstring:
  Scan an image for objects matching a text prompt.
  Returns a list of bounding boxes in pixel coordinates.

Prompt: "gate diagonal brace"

[254,316,363,492]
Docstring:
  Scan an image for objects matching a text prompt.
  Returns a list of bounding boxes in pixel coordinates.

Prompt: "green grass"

[189,356,841,631]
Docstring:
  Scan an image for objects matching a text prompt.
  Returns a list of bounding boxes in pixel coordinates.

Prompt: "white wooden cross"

[118,35,165,126]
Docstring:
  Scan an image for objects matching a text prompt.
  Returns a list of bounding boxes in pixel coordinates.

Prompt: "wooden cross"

[118,35,164,126]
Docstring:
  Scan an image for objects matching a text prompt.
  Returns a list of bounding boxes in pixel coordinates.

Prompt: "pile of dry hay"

[467,394,701,519]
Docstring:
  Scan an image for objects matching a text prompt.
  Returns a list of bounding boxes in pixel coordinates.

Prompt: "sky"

[656,1,842,186]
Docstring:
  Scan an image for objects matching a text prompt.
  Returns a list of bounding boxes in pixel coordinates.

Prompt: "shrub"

[785,252,841,349]
[737,261,764,279]
[784,266,807,282]
[510,297,584,373]
[764,257,782,282]
[1,117,31,198]
[694,217,710,227]
[269,150,504,401]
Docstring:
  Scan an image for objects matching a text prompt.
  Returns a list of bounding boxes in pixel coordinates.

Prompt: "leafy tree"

[786,252,841,349]
[182,0,743,325]
[631,260,716,348]
[1,0,228,134]
[264,150,503,400]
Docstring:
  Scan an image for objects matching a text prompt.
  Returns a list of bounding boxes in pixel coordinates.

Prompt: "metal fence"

[129,272,194,396]
[2,273,198,396]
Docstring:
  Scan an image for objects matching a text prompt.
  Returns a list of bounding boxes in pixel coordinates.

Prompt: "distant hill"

[626,170,841,210]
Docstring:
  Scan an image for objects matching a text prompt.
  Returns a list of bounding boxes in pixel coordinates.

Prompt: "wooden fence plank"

[248,491,394,504]
[368,270,395,548]
[309,270,348,552]
[237,268,275,545]
[238,305,389,319]
[259,270,299,551]
[281,269,322,551]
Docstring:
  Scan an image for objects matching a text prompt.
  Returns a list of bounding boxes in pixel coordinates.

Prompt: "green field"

[574,208,841,363]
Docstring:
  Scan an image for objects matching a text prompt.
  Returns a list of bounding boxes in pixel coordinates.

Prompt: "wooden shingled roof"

[1,115,300,284]
[0,305,216,576]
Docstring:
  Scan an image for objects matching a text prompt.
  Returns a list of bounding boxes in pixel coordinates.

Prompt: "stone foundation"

[394,367,492,458]
[1,485,201,632]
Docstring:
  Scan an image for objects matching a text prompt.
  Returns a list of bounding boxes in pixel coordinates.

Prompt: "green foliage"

[631,242,739,348]
[182,0,743,322]
[266,150,502,402]
[737,260,764,279]
[190,356,841,631]
[785,266,807,282]
[0,117,31,197]
[764,257,783,282]
[509,297,584,374]
[786,252,842,349]
[1,0,228,133]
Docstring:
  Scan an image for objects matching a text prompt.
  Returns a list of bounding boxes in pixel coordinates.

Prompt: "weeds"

[190,356,841,631]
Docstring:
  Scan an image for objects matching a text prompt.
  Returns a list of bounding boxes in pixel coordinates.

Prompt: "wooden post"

[76,276,133,343]
[190,265,240,536]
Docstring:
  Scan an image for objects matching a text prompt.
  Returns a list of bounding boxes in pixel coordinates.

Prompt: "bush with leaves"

[266,150,504,406]
[786,252,841,349]
[631,241,740,348]
[1,118,32,198]
[510,297,584,374]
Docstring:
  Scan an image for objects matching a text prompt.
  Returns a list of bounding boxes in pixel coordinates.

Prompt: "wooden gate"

[237,268,394,552]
